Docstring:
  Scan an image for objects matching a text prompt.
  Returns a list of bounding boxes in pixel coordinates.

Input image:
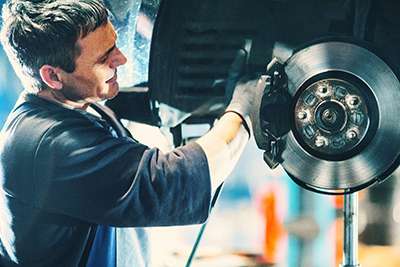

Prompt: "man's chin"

[105,83,119,100]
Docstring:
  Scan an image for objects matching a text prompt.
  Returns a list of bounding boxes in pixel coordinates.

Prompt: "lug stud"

[297,111,307,120]
[346,130,358,140]
[315,136,327,147]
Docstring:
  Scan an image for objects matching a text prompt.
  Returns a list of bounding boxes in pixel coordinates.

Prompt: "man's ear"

[39,65,63,90]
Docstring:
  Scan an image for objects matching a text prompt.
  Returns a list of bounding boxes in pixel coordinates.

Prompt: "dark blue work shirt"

[0,92,211,266]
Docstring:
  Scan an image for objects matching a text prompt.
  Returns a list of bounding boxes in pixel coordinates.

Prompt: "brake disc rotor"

[280,41,400,194]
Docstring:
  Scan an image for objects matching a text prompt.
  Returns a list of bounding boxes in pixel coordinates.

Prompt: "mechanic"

[0,0,266,266]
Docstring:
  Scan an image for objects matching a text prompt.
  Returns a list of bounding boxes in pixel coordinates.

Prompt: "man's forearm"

[196,112,250,193]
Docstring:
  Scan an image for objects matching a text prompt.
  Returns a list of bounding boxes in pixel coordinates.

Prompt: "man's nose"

[110,47,127,68]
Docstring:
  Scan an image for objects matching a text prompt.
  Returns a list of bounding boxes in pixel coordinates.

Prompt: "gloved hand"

[225,77,267,137]
[225,51,292,168]
[224,49,265,137]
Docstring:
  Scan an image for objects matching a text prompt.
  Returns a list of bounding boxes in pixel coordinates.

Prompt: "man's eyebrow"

[98,44,116,62]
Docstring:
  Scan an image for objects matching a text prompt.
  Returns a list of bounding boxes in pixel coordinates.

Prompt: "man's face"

[58,21,127,103]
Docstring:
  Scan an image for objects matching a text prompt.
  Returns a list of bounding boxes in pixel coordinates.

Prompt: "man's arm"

[27,115,211,227]
[196,76,267,193]
[195,112,249,193]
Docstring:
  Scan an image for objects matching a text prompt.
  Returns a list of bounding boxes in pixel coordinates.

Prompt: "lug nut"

[317,84,328,94]
[346,130,358,140]
[297,111,307,120]
[315,136,327,147]
[347,95,361,107]
[350,96,359,105]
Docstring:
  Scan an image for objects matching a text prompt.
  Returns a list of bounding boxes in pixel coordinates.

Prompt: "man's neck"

[37,89,90,110]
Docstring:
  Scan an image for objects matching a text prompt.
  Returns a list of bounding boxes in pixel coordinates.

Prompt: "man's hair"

[0,0,109,92]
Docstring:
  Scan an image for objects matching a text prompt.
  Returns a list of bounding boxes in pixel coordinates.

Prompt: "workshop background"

[1,0,400,266]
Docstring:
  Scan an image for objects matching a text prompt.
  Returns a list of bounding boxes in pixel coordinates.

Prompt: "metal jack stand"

[340,193,360,267]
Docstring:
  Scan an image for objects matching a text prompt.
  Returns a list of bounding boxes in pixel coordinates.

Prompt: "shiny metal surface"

[340,193,360,267]
[281,41,400,193]
[294,78,370,157]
